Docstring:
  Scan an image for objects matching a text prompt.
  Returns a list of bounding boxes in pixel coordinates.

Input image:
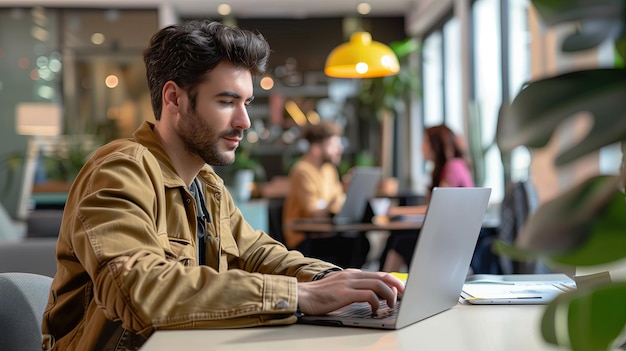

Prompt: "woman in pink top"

[382,124,474,272]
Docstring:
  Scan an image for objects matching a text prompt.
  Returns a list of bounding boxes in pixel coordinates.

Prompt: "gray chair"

[497,180,542,274]
[0,272,53,351]
[0,238,58,277]
[0,203,22,241]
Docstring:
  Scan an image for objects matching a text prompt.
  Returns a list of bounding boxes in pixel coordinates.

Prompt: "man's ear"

[309,142,321,156]
[162,81,181,114]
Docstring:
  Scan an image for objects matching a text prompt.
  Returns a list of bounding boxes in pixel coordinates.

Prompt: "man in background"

[283,121,370,268]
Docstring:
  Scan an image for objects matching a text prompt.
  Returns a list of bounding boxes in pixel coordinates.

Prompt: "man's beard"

[177,108,242,166]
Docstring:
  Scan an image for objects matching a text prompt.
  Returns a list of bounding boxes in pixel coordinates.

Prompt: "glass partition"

[0,7,157,219]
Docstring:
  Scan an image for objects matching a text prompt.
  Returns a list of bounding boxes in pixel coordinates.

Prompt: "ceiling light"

[357,2,371,15]
[91,33,105,45]
[285,100,307,126]
[260,76,274,90]
[30,26,49,42]
[306,110,321,124]
[217,4,232,16]
[324,31,399,78]
[15,103,62,136]
[105,75,119,88]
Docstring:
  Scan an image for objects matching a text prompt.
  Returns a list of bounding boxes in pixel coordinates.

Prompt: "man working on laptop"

[41,20,403,351]
[283,121,370,267]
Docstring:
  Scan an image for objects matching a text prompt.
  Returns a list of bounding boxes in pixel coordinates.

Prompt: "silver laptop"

[332,166,382,225]
[298,187,492,329]
[294,166,382,226]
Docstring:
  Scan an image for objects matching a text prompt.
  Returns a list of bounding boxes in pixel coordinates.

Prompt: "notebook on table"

[298,187,492,329]
[460,273,577,305]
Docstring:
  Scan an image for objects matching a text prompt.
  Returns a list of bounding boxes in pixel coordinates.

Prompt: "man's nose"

[233,106,251,130]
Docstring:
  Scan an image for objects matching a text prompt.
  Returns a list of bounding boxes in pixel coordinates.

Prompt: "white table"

[139,304,565,351]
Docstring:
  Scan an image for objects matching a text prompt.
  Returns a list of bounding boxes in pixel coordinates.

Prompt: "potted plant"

[228,140,266,201]
[357,37,420,181]
[494,1,626,350]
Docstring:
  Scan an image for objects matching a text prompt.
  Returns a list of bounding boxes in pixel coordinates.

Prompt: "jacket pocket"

[166,238,195,266]
[217,219,240,258]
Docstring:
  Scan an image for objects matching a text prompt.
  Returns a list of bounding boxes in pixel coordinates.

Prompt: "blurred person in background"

[283,121,370,268]
[382,124,474,272]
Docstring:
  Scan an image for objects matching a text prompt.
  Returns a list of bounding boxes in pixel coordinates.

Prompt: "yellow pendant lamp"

[324,31,400,78]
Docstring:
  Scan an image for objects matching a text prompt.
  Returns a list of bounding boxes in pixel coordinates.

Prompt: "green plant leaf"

[499,3,626,351]
[358,36,421,115]
[493,175,626,267]
[492,239,539,263]
[561,20,619,52]
[531,0,625,55]
[532,0,624,25]
[389,37,420,59]
[228,144,266,183]
[617,35,626,64]
[497,68,626,166]
[0,152,25,197]
[541,281,626,351]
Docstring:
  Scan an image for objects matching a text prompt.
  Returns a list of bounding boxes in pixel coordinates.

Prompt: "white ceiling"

[0,0,417,18]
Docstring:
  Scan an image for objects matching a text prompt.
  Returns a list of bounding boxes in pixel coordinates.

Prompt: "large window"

[508,0,531,100]
[0,7,157,141]
[472,0,504,199]
[418,0,532,201]
[442,17,463,134]
[61,9,157,139]
[422,31,444,127]
[507,0,533,183]
[421,15,462,133]
[0,7,63,217]
[0,7,157,218]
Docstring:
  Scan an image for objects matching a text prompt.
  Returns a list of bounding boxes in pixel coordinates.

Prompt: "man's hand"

[297,269,405,316]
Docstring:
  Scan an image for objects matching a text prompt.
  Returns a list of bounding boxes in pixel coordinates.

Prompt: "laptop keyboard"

[330,300,400,320]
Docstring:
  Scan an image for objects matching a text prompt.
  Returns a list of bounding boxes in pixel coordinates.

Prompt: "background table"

[285,218,423,234]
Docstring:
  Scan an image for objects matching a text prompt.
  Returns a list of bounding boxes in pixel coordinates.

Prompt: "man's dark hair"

[143,19,271,120]
[302,121,342,145]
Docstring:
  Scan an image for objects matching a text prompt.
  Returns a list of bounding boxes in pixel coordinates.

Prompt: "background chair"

[267,197,286,244]
[0,272,52,351]
[0,238,58,277]
[0,202,23,241]
[468,180,542,274]
[497,180,541,274]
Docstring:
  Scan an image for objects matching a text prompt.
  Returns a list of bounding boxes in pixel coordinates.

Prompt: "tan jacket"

[42,122,339,351]
[282,160,345,248]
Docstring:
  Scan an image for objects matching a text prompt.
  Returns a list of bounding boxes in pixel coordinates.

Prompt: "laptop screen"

[332,167,382,225]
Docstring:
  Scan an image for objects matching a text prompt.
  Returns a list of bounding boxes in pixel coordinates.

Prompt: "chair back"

[498,181,540,274]
[0,238,58,277]
[0,272,52,351]
[0,203,21,241]
[267,197,286,244]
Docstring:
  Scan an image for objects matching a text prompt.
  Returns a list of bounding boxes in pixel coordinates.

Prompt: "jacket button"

[186,198,191,204]
[275,300,289,309]
[215,192,221,200]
